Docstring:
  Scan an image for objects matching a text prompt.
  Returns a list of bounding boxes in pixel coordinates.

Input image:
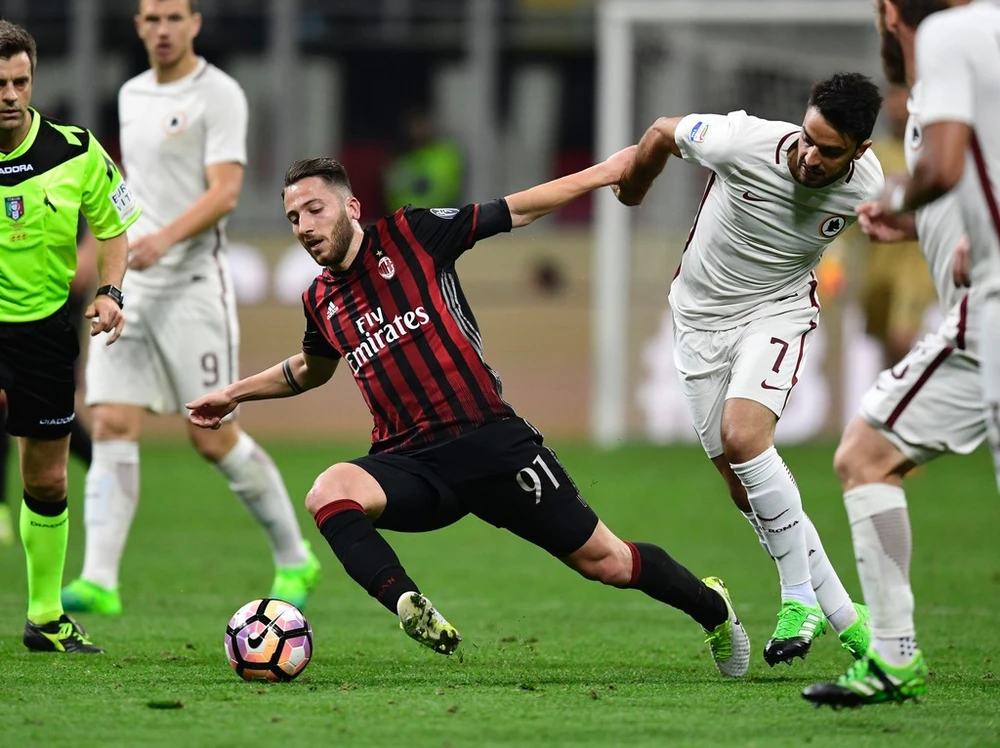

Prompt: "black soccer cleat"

[24,614,105,654]
[764,635,814,667]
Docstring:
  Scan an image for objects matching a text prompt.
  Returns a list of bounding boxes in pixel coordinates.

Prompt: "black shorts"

[0,303,79,440]
[351,418,599,558]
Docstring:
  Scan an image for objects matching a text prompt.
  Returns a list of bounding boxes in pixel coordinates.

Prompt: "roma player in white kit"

[615,73,884,667]
[806,0,1000,707]
[63,0,319,615]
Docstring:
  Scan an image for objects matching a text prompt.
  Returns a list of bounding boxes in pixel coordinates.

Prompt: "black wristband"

[95,284,124,309]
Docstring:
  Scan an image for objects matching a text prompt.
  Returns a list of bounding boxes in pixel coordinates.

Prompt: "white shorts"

[86,268,240,415]
[860,295,984,464]
[673,302,819,458]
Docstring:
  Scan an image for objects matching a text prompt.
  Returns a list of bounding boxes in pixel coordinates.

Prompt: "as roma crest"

[378,255,396,280]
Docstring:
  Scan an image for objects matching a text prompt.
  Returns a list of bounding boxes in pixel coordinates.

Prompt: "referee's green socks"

[20,492,68,624]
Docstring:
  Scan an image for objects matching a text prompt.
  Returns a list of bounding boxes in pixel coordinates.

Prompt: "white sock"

[731,446,816,605]
[81,440,140,591]
[844,482,915,665]
[802,513,857,631]
[874,636,919,667]
[215,433,308,568]
[741,510,770,555]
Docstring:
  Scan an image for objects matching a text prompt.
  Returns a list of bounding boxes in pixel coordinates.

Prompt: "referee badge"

[5,195,25,222]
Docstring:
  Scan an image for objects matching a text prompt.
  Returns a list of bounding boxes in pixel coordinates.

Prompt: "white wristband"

[888,183,908,214]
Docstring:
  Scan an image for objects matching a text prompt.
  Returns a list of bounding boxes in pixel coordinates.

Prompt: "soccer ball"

[224,598,313,682]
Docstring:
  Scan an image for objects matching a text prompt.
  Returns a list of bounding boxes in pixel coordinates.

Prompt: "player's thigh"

[862,335,986,466]
[346,453,467,532]
[85,296,162,410]
[2,306,79,441]
[728,305,818,420]
[443,420,600,558]
[672,320,737,459]
[154,281,240,413]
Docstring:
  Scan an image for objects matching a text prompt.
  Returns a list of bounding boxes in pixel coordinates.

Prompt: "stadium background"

[10,0,899,444]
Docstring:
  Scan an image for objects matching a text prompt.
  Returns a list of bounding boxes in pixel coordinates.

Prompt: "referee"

[0,21,139,653]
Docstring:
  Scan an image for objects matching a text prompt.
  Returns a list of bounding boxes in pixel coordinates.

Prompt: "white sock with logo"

[214,432,308,568]
[802,513,857,632]
[731,447,816,606]
[844,483,915,666]
[81,440,140,591]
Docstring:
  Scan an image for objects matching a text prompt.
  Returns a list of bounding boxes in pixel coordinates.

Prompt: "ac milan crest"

[378,255,396,280]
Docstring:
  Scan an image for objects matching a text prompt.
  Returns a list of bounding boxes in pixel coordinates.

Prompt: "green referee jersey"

[0,108,141,323]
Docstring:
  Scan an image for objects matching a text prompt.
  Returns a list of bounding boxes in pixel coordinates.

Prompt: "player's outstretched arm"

[187,353,338,429]
[505,146,636,228]
[613,116,684,207]
[85,231,128,345]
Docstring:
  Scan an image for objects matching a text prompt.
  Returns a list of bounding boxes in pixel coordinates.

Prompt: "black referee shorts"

[350,418,599,558]
[0,303,79,440]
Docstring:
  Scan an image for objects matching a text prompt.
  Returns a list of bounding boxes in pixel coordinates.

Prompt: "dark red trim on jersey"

[194,60,211,80]
[466,203,480,248]
[971,131,1000,248]
[782,320,818,410]
[211,227,234,385]
[313,499,364,529]
[808,274,821,311]
[625,541,641,587]
[393,212,511,421]
[775,131,799,164]
[674,173,717,280]
[957,293,969,351]
[844,160,856,185]
[885,346,954,428]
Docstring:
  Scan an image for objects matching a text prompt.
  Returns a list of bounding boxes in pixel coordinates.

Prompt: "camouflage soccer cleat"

[397,592,461,655]
[763,600,825,666]
[61,578,123,616]
[269,541,322,610]
[702,576,751,678]
[838,604,871,660]
[802,649,928,708]
[24,614,105,654]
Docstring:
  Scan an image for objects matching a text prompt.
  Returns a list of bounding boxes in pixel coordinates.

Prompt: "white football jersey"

[916,1,1000,294]
[907,84,966,313]
[668,111,884,330]
[119,58,248,289]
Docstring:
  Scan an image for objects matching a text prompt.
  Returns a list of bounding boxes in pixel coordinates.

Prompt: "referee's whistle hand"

[85,297,125,345]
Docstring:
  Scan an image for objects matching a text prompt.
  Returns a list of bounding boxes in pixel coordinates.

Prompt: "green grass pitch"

[1,441,998,746]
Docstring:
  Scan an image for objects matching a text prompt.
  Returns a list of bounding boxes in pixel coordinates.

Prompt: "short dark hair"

[283,158,354,196]
[808,73,883,146]
[0,19,37,72]
[889,0,950,29]
[136,0,199,12]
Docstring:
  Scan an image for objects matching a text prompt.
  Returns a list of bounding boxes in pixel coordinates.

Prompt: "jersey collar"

[0,107,41,161]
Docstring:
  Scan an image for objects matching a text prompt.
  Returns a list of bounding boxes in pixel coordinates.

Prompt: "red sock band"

[313,499,364,529]
[626,541,642,587]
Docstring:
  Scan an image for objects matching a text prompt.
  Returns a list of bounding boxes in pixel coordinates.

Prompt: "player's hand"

[952,234,971,288]
[855,201,914,242]
[85,295,124,345]
[186,391,237,429]
[128,232,171,271]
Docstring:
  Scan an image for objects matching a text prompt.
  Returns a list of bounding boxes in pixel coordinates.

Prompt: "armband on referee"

[282,358,305,394]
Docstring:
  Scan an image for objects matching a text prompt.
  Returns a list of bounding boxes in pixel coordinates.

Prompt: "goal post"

[591,0,881,446]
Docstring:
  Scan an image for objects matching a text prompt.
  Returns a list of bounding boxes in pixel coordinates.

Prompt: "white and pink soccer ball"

[224,598,312,682]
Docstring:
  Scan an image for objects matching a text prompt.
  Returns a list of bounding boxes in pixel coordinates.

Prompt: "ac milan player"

[187,155,751,677]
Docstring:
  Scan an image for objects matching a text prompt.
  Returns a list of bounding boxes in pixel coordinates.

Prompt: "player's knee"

[190,423,239,463]
[304,463,381,519]
[91,404,141,442]
[23,466,68,502]
[571,542,633,587]
[720,423,766,465]
[834,417,900,490]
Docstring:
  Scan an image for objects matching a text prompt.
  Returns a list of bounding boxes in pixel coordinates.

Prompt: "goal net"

[592,0,887,446]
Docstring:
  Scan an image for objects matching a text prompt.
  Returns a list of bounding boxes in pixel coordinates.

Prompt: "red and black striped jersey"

[301,199,517,453]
